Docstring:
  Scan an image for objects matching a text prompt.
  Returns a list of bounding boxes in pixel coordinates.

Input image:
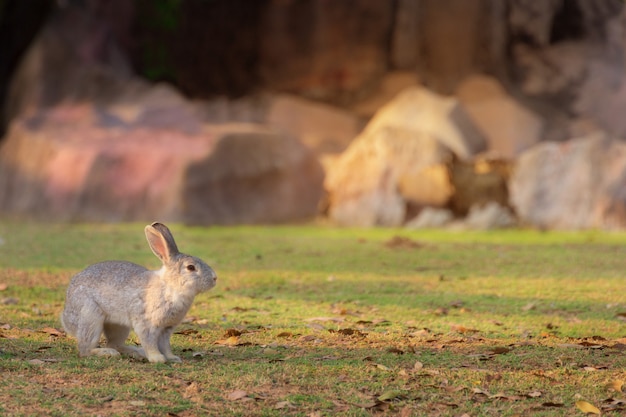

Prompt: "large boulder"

[324,86,487,226]
[265,94,362,157]
[456,75,543,157]
[0,104,324,224]
[509,133,626,229]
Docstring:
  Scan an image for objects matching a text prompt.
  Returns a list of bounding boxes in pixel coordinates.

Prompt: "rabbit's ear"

[145,223,180,262]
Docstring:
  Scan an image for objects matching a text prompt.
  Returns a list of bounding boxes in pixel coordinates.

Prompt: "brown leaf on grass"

[579,341,605,349]
[298,335,319,342]
[305,317,345,323]
[329,328,367,337]
[384,236,422,249]
[471,387,490,396]
[0,283,7,291]
[274,400,295,410]
[450,324,479,334]
[375,363,391,371]
[174,329,198,335]
[541,402,565,407]
[488,346,512,355]
[227,390,249,401]
[608,380,624,392]
[183,382,202,403]
[214,336,241,346]
[522,302,537,311]
[277,332,293,338]
[39,327,64,337]
[224,328,243,337]
[526,391,542,398]
[489,392,522,401]
[602,398,626,411]
[377,389,405,401]
[576,400,601,415]
[231,306,256,312]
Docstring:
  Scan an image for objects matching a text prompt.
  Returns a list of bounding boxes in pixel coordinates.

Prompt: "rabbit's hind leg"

[75,306,119,357]
[104,323,145,360]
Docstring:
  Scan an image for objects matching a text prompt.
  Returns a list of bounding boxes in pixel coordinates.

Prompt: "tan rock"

[457,75,543,157]
[265,94,362,156]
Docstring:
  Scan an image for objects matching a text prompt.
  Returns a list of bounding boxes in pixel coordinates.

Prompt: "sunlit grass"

[1,221,626,416]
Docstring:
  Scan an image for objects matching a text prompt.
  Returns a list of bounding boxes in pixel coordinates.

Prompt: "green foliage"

[135,0,182,82]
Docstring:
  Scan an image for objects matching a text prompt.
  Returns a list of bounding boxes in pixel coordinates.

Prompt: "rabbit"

[61,222,217,363]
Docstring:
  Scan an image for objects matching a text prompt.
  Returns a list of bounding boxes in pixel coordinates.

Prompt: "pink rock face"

[0,104,324,224]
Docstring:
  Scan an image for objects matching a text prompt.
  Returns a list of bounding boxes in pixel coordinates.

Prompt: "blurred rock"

[457,75,543,157]
[259,1,395,104]
[0,106,323,224]
[509,133,626,229]
[449,154,513,216]
[364,86,487,159]
[464,202,516,230]
[350,71,421,119]
[405,207,454,229]
[265,94,362,156]
[183,123,324,225]
[325,86,486,226]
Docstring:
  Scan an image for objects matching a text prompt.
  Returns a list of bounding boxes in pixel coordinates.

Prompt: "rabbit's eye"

[186,265,196,272]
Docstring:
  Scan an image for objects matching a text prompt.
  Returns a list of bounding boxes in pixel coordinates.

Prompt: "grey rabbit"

[61,222,217,363]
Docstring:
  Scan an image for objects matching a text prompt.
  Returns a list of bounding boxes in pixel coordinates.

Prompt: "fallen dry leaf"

[384,236,422,249]
[608,380,624,392]
[227,390,249,401]
[541,402,565,408]
[375,363,391,371]
[274,400,294,410]
[0,283,7,291]
[214,336,240,346]
[576,400,601,415]
[305,317,344,323]
[602,397,626,411]
[224,328,243,337]
[174,328,198,335]
[329,328,367,337]
[378,389,404,401]
[450,324,479,334]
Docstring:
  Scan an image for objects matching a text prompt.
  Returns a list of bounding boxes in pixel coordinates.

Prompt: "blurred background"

[0,0,625,229]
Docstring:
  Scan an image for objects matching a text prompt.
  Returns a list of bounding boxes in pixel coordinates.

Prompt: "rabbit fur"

[61,222,217,363]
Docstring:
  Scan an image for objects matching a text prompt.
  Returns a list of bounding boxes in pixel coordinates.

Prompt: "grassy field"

[1,221,626,416]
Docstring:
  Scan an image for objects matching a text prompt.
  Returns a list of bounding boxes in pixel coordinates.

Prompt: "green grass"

[1,221,626,416]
